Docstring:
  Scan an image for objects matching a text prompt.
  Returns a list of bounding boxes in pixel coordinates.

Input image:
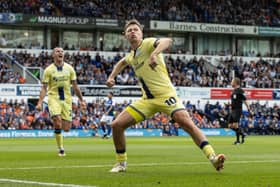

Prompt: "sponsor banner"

[176,87,210,99]
[24,15,120,27]
[0,130,94,138]
[211,88,273,99]
[273,90,280,100]
[150,20,258,35]
[0,13,23,23]
[125,129,163,136]
[179,128,235,136]
[245,89,273,100]
[80,86,142,97]
[16,85,41,96]
[259,27,280,36]
[126,128,235,136]
[0,85,16,96]
[0,128,234,138]
[26,15,91,25]
[3,84,275,99]
[210,89,232,99]
[95,18,118,27]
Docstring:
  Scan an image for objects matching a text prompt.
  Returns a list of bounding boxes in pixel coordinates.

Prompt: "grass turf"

[0,136,279,187]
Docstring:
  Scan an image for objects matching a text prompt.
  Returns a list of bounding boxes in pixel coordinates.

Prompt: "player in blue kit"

[100,92,115,138]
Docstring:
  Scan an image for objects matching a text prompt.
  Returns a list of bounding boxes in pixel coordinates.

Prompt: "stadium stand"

[1,49,280,134]
[0,0,55,15]
[3,50,280,88]
[0,98,279,136]
[0,53,26,84]
[1,0,279,26]
[1,0,280,137]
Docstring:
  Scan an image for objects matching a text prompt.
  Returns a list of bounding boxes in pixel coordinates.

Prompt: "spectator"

[0,34,7,48]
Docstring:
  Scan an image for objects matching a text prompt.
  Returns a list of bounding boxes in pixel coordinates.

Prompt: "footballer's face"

[53,47,64,63]
[231,79,236,88]
[125,24,143,43]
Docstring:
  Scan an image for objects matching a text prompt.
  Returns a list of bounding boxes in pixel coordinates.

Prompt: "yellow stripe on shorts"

[125,105,145,123]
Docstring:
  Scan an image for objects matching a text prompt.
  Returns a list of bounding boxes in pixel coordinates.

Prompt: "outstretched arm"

[106,57,128,87]
[152,38,173,55]
[150,38,173,69]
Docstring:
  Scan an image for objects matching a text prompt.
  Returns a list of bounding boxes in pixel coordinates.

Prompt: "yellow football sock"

[202,145,216,159]
[116,153,127,163]
[55,133,64,150]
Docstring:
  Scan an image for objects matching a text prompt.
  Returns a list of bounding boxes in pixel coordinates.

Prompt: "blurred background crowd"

[2,50,280,88]
[0,0,279,26]
[0,98,279,136]
[0,0,280,136]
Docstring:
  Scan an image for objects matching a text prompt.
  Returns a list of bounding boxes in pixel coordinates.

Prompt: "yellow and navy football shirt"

[125,37,176,99]
[42,63,76,102]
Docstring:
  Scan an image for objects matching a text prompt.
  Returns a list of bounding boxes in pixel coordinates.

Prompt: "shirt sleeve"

[42,68,50,84]
[144,37,158,54]
[124,54,131,65]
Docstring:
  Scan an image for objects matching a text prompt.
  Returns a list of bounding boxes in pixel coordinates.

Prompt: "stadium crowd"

[4,50,280,88]
[0,0,279,26]
[0,53,25,84]
[0,98,279,136]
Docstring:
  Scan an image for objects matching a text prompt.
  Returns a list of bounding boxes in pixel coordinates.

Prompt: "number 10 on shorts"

[165,97,177,106]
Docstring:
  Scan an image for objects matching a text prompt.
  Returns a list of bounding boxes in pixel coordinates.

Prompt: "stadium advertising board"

[16,85,41,96]
[259,27,280,36]
[95,18,119,27]
[211,88,273,99]
[179,128,235,136]
[0,85,16,96]
[24,15,120,27]
[80,86,142,97]
[0,129,235,138]
[150,20,258,35]
[2,84,277,100]
[14,85,142,97]
[245,89,273,99]
[176,87,210,99]
[125,129,162,136]
[273,90,280,100]
[27,15,90,25]
[210,89,231,99]
[0,13,23,24]
[0,130,93,138]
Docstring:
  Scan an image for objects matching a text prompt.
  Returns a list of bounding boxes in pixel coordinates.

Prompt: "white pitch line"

[0,160,279,171]
[0,178,96,187]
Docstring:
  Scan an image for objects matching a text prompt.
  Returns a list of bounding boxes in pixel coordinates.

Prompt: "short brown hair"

[233,77,241,85]
[124,19,143,33]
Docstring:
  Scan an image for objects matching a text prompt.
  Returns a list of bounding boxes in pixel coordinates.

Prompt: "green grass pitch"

[0,136,279,187]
